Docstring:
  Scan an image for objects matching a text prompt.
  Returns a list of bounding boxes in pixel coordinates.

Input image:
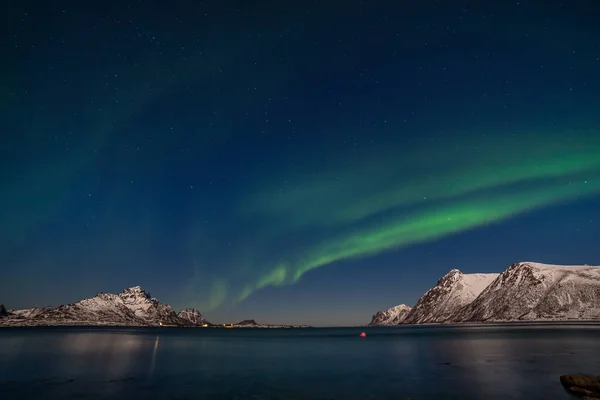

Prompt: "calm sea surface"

[1,324,598,399]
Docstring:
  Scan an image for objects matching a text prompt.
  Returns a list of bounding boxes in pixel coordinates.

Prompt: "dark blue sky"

[2,0,600,326]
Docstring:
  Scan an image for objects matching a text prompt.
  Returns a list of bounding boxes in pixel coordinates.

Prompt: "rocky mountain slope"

[1,286,209,327]
[453,262,600,322]
[0,304,7,318]
[178,308,208,325]
[402,270,499,324]
[369,262,600,325]
[369,304,412,326]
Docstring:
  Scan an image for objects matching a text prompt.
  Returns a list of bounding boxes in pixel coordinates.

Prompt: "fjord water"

[1,325,599,399]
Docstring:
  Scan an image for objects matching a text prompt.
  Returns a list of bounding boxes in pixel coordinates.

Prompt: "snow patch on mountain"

[403,269,499,324]
[369,304,412,326]
[178,308,207,325]
[12,307,52,319]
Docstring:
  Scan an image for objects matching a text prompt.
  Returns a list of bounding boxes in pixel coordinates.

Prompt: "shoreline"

[2,320,599,329]
[367,319,600,327]
[0,320,312,329]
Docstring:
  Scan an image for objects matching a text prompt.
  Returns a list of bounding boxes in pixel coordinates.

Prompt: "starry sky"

[2,0,600,326]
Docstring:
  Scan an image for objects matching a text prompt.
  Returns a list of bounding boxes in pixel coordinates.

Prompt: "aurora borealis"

[2,1,600,325]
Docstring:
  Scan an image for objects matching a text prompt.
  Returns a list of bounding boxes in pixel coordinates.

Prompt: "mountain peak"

[442,269,462,279]
[120,286,151,298]
[123,285,145,293]
[0,304,7,318]
[402,271,498,324]
[436,269,463,284]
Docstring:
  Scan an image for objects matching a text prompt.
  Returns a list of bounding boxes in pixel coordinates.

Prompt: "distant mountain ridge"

[370,262,600,325]
[1,286,209,327]
[231,319,310,328]
[236,319,259,326]
[0,287,311,328]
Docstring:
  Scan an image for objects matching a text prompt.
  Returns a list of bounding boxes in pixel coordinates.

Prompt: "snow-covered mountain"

[370,262,600,325]
[402,269,499,324]
[453,262,600,322]
[178,308,208,325]
[1,286,209,327]
[369,304,412,326]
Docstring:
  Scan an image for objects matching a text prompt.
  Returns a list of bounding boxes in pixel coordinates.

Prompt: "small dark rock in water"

[560,375,600,398]
[0,304,7,318]
[437,362,451,365]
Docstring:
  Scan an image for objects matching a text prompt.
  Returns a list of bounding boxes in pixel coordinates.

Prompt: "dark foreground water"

[1,324,599,399]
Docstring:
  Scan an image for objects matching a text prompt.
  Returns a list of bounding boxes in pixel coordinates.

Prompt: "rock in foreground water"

[560,375,600,399]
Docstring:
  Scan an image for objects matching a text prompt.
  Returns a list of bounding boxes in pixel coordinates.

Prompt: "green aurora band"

[207,130,600,307]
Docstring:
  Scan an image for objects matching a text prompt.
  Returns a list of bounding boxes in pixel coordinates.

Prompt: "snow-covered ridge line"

[0,286,209,327]
[370,262,600,325]
[369,304,412,326]
[453,262,600,322]
[402,270,499,324]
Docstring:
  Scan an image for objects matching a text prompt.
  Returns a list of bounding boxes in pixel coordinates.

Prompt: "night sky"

[2,1,600,326]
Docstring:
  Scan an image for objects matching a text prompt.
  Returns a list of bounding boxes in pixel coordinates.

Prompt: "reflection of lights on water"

[149,336,160,378]
[58,333,145,381]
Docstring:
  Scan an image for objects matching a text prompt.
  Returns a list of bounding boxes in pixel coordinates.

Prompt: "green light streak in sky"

[290,177,600,281]
[244,132,600,229]
[226,130,600,306]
